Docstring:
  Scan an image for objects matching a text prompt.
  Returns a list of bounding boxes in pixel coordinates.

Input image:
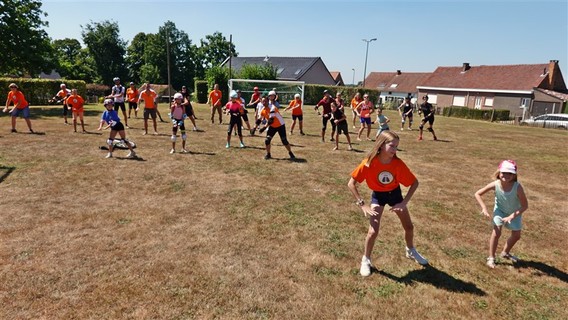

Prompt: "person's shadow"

[514,260,568,283]
[376,265,486,296]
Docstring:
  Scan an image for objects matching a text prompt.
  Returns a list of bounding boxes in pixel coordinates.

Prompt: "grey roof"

[222,56,323,80]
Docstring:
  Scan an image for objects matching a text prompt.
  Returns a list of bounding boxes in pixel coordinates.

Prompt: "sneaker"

[333,146,338,151]
[401,128,404,131]
[300,131,305,136]
[142,132,147,136]
[264,153,271,160]
[347,145,353,151]
[360,256,372,277]
[225,143,230,149]
[417,136,423,141]
[289,152,296,160]
[487,257,496,269]
[170,149,175,154]
[11,128,17,133]
[181,149,189,153]
[500,252,519,263]
[406,247,428,265]
[105,152,113,158]
[127,151,136,158]
[433,136,438,141]
[153,131,159,135]
[193,127,198,131]
[240,142,245,148]
[330,137,335,141]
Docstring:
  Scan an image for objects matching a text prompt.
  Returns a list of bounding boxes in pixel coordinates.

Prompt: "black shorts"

[128,102,138,110]
[144,108,157,119]
[422,115,434,125]
[114,102,126,112]
[110,122,125,131]
[292,114,303,121]
[185,104,195,117]
[371,186,403,207]
[62,104,69,116]
[336,121,348,135]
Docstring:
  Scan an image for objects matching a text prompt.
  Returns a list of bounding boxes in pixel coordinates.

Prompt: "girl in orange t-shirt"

[350,92,362,128]
[67,89,86,133]
[4,83,34,133]
[284,93,304,135]
[347,131,428,277]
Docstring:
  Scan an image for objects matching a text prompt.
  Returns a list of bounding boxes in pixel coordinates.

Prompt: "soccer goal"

[228,79,305,108]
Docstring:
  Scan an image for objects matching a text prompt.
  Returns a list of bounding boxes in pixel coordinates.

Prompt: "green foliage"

[125,32,147,84]
[86,83,111,98]
[194,80,209,103]
[81,20,128,84]
[205,66,230,103]
[0,78,86,105]
[51,38,96,82]
[442,106,511,121]
[303,85,379,105]
[237,64,277,80]
[198,32,238,69]
[0,0,56,76]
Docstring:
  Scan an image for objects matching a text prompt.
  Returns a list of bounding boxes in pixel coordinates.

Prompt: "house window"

[426,94,437,104]
[294,68,302,75]
[390,84,398,88]
[485,97,494,107]
[474,97,482,109]
[453,96,466,107]
[276,68,284,74]
[521,98,530,107]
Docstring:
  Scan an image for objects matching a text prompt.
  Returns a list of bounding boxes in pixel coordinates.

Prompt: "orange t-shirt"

[209,89,222,107]
[7,91,28,109]
[351,97,362,109]
[351,156,416,192]
[260,104,284,128]
[288,99,303,116]
[139,90,157,109]
[66,95,84,112]
[126,88,139,103]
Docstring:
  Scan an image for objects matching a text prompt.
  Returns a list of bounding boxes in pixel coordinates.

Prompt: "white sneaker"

[487,257,496,269]
[127,151,136,158]
[500,252,519,263]
[170,149,175,154]
[360,256,372,277]
[406,247,428,265]
[105,152,112,158]
[193,127,198,131]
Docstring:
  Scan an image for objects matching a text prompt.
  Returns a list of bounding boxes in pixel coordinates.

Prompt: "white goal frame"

[228,79,305,108]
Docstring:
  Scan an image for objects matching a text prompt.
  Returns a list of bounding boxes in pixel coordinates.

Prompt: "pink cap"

[499,160,517,174]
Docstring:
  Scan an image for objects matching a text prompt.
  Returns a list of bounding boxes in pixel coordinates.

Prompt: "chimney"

[548,60,558,89]
[396,70,401,75]
[462,63,470,72]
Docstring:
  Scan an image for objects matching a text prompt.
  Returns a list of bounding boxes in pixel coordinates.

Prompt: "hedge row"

[192,79,380,106]
[442,106,510,121]
[0,78,87,105]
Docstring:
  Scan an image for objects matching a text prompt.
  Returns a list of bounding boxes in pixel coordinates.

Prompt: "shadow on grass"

[433,139,452,143]
[377,265,486,296]
[115,156,146,161]
[0,166,15,184]
[29,107,101,119]
[186,150,216,156]
[270,157,307,163]
[514,260,568,283]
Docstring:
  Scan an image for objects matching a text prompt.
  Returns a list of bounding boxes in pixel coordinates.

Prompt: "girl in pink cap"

[474,160,529,268]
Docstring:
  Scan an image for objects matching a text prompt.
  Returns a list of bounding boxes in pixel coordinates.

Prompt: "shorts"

[360,117,372,125]
[144,108,157,119]
[128,102,138,110]
[72,109,84,115]
[336,121,348,135]
[62,104,69,116]
[493,209,522,231]
[422,115,434,126]
[185,104,195,117]
[12,106,30,118]
[114,102,126,112]
[292,114,303,121]
[110,122,125,131]
[371,186,404,207]
[402,112,413,120]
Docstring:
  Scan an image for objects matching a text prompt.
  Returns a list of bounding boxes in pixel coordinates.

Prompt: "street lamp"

[362,38,377,87]
[352,68,355,86]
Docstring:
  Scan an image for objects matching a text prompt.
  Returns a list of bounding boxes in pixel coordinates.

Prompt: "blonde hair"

[493,169,518,182]
[364,131,400,166]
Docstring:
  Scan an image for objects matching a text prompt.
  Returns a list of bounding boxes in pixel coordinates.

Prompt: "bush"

[194,80,209,103]
[86,83,111,103]
[0,78,87,105]
[303,85,379,105]
[205,66,230,104]
[442,106,510,122]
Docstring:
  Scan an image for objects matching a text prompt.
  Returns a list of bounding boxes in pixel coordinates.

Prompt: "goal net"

[228,79,305,108]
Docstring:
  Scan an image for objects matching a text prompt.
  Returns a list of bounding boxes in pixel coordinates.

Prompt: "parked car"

[520,113,568,129]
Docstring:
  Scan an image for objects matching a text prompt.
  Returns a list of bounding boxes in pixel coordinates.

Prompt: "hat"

[103,98,114,106]
[173,92,183,100]
[268,90,276,97]
[130,82,135,85]
[229,90,238,98]
[498,160,517,174]
[9,83,18,89]
[323,90,329,94]
[294,93,301,99]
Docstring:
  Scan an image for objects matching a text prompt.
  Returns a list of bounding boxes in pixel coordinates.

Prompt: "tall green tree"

[51,38,96,82]
[125,32,147,84]
[198,32,238,69]
[81,20,128,84]
[0,0,56,76]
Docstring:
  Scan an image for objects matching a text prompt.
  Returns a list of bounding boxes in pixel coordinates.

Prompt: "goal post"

[228,79,305,109]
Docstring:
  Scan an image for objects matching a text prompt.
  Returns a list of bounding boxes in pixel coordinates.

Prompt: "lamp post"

[352,68,355,86]
[362,38,377,87]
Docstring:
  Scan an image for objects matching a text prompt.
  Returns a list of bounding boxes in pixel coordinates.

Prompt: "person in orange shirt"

[138,83,159,135]
[348,131,428,277]
[4,83,34,133]
[126,82,139,119]
[207,83,223,124]
[52,83,71,125]
[350,92,362,128]
[356,94,375,141]
[258,91,295,160]
[284,93,304,135]
[66,88,86,133]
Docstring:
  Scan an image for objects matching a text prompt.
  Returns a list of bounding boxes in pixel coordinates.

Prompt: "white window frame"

[485,97,494,107]
[453,95,466,107]
[474,97,482,109]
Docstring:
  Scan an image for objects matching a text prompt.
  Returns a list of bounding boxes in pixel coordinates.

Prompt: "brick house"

[330,71,345,86]
[364,70,432,105]
[416,60,567,119]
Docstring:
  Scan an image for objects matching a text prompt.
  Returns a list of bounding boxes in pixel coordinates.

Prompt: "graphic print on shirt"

[378,171,394,184]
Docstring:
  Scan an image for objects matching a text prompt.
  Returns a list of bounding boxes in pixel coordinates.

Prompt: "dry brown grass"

[0,103,567,319]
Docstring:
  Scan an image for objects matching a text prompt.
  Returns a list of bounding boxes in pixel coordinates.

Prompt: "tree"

[81,20,128,84]
[238,64,277,80]
[51,38,96,82]
[0,0,56,76]
[198,32,237,69]
[125,32,147,84]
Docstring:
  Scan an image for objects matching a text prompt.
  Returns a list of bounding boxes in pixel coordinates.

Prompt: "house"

[221,56,336,85]
[417,60,567,118]
[364,70,432,105]
[330,71,345,86]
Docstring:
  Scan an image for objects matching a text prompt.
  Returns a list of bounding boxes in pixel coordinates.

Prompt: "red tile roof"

[421,64,551,91]
[365,72,432,93]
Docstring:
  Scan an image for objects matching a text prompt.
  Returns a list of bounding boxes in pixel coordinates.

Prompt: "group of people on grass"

[4,82,528,275]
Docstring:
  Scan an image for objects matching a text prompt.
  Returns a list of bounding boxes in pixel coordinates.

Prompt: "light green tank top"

[494,181,521,214]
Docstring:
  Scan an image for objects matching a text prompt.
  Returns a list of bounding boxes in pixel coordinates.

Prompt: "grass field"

[1,103,567,319]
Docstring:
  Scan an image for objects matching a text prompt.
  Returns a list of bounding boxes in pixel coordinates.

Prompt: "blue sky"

[42,0,567,84]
